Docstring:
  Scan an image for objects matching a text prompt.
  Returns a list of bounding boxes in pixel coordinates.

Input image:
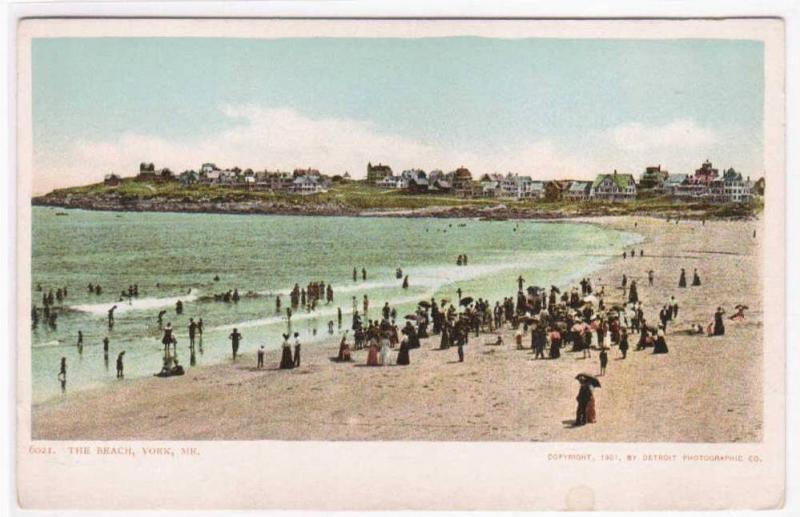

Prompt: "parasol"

[418,301,431,308]
[404,314,418,321]
[551,285,561,294]
[583,295,598,304]
[460,297,474,306]
[575,373,601,388]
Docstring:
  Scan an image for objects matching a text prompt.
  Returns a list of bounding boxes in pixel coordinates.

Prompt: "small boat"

[55,212,69,216]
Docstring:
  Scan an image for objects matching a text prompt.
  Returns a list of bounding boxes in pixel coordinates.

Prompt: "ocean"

[30,207,641,402]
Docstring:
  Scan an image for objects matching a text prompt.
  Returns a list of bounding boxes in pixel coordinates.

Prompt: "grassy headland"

[32,178,762,219]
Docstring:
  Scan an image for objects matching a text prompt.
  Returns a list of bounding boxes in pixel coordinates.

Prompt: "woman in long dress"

[279,334,294,369]
[678,268,687,288]
[549,329,561,359]
[585,385,597,423]
[713,307,726,336]
[337,335,352,362]
[366,337,380,366]
[439,323,450,349]
[396,337,410,365]
[379,334,391,366]
[653,329,669,354]
[692,268,702,286]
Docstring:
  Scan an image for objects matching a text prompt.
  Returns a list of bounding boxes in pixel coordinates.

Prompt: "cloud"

[606,119,719,152]
[33,105,595,194]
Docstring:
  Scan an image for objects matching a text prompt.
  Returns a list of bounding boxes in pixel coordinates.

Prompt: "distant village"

[105,159,764,204]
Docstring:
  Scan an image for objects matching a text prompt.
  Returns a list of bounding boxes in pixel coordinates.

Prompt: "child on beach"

[599,348,608,375]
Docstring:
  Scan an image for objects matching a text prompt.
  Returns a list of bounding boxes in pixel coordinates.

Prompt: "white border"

[3,1,799,515]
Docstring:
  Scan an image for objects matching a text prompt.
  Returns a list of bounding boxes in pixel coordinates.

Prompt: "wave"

[69,289,199,316]
[207,291,435,333]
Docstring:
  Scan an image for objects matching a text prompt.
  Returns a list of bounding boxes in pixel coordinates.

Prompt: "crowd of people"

[43,228,745,435]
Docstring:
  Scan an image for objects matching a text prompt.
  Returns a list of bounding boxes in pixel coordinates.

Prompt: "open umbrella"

[440,298,450,304]
[583,294,598,304]
[551,285,561,294]
[610,304,626,312]
[460,297,474,306]
[418,301,431,308]
[734,304,749,310]
[404,314,418,321]
[575,373,601,388]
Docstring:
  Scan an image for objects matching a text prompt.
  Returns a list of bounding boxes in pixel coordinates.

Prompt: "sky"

[31,37,764,193]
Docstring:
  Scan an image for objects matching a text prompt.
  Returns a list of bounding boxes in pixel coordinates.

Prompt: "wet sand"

[31,216,763,442]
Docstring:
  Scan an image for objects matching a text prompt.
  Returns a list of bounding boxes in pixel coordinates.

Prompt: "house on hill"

[544,180,569,201]
[289,175,328,194]
[662,174,688,197]
[366,162,393,184]
[450,167,474,196]
[402,169,429,194]
[136,162,174,182]
[591,170,636,201]
[178,170,198,186]
[638,165,669,192]
[565,180,592,201]
[479,173,504,197]
[104,173,122,186]
[719,168,753,203]
[376,174,408,189]
[136,162,157,180]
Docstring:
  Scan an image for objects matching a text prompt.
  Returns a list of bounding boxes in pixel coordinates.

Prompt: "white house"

[720,168,753,203]
[500,173,535,198]
[479,173,504,197]
[289,175,328,194]
[376,175,408,189]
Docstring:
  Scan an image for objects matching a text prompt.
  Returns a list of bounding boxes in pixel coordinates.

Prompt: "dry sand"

[31,216,763,442]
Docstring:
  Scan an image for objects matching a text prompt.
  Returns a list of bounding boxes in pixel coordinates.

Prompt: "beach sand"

[31,216,763,442]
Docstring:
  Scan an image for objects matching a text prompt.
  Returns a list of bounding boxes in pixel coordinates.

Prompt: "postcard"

[14,15,785,511]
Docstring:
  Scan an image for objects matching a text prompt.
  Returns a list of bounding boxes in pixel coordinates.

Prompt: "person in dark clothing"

[599,348,608,375]
[188,318,197,347]
[619,328,629,359]
[628,281,638,304]
[396,337,410,365]
[58,357,67,393]
[532,326,546,359]
[279,334,294,369]
[692,269,702,286]
[229,328,242,360]
[678,268,687,288]
[575,381,592,426]
[713,307,726,336]
[257,346,265,369]
[653,330,669,354]
[116,351,125,378]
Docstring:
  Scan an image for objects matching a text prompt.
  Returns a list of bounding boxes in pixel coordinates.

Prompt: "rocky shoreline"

[32,192,755,220]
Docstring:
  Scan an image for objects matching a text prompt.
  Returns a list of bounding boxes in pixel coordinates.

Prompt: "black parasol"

[459,296,474,306]
[418,301,431,308]
[575,373,601,388]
